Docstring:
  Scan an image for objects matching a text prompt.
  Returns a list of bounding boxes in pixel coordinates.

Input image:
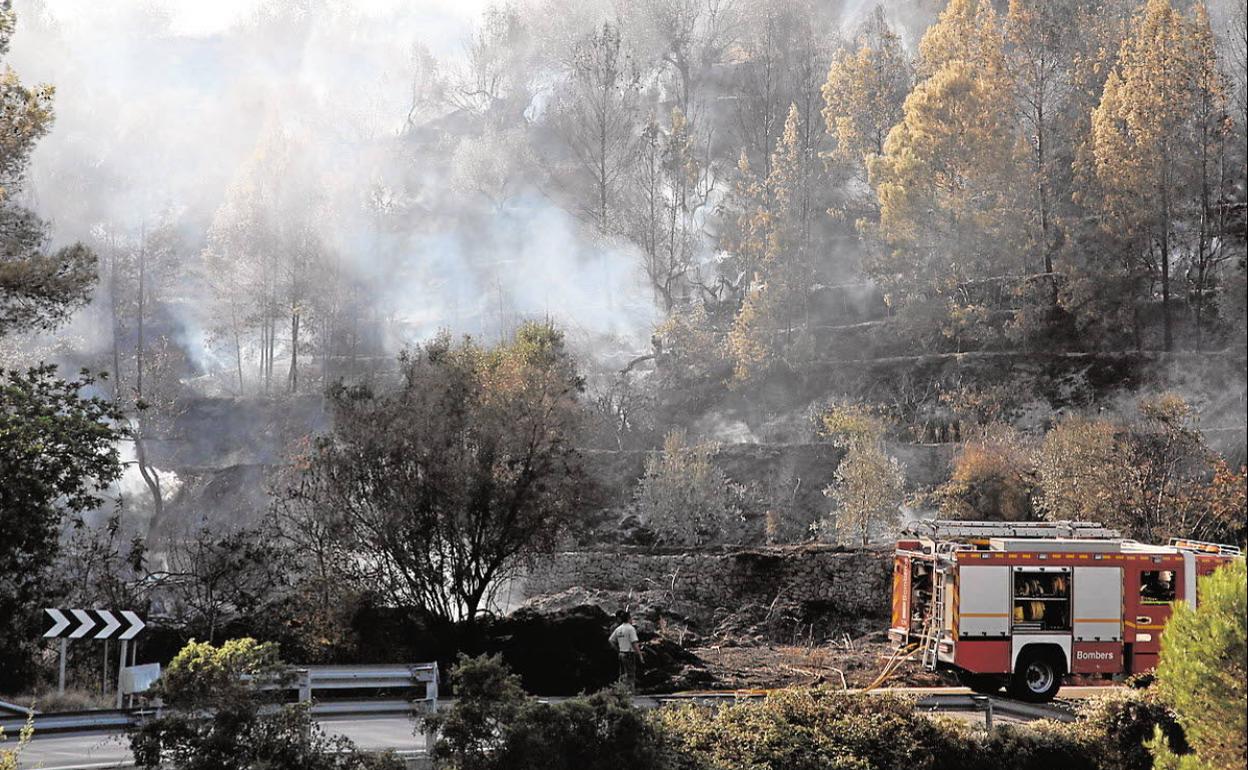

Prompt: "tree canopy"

[278,321,589,622]
[0,1,121,691]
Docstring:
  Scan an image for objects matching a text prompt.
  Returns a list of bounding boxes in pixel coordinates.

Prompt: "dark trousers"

[617,652,638,689]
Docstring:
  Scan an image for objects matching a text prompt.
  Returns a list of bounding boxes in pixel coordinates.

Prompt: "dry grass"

[1,687,113,713]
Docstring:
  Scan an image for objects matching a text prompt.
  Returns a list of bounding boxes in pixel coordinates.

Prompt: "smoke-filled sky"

[9,0,659,381]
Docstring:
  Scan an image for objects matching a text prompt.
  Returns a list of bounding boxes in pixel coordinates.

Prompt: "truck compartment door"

[892,555,912,633]
[1073,566,1122,642]
[958,566,1010,638]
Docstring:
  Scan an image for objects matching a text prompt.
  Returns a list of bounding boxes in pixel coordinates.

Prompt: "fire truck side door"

[1072,567,1123,673]
[1127,559,1183,672]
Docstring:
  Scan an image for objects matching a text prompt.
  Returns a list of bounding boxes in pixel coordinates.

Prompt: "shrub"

[0,717,32,770]
[428,654,673,770]
[657,688,962,770]
[1152,559,1247,769]
[935,422,1037,520]
[635,429,744,546]
[656,686,1173,770]
[1071,688,1186,770]
[130,638,400,770]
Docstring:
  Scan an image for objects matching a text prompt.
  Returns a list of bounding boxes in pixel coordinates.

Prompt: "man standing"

[608,610,640,690]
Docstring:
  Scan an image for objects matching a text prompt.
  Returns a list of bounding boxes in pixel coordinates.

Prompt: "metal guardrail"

[0,698,36,717]
[0,663,439,736]
[3,681,1079,737]
[0,707,134,734]
[650,690,1077,723]
[270,663,439,705]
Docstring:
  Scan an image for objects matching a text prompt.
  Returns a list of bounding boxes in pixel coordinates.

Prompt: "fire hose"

[862,642,921,692]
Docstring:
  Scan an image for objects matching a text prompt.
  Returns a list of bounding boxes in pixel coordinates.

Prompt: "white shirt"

[609,622,639,653]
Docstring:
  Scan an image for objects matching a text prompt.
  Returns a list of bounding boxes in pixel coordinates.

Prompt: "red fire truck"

[889,520,1242,702]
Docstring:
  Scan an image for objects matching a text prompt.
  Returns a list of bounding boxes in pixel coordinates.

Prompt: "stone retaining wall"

[524,545,893,618]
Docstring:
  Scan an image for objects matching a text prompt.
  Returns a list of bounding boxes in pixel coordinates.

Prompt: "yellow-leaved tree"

[1087,0,1225,351]
[819,404,904,546]
[863,0,1024,339]
[821,7,912,172]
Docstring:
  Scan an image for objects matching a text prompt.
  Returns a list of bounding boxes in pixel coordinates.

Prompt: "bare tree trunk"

[234,326,244,395]
[259,316,268,392]
[134,229,164,521]
[1161,188,1172,352]
[289,308,300,393]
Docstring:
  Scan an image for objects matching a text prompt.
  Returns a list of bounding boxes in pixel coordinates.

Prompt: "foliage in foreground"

[427,654,674,770]
[129,638,400,770]
[660,685,1189,770]
[431,655,1184,770]
[0,365,124,689]
[1151,559,1247,769]
[0,716,32,770]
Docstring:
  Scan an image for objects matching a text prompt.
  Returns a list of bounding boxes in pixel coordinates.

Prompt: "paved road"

[14,686,1119,770]
[16,716,427,770]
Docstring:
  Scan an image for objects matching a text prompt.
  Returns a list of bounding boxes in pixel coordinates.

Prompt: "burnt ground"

[511,587,939,694]
[691,637,944,690]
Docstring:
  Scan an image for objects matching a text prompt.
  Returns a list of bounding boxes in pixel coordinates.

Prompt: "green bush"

[129,638,401,770]
[1152,559,1247,770]
[657,687,1177,770]
[1071,688,1185,770]
[428,655,674,770]
[657,689,949,770]
[428,658,1191,770]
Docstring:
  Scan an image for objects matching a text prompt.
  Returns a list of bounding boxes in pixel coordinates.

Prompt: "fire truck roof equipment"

[1169,538,1243,557]
[902,520,1122,541]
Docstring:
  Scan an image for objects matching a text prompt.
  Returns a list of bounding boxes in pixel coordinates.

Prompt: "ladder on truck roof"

[903,520,1121,540]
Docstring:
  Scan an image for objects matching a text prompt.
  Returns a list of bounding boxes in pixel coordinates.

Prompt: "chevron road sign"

[43,608,146,640]
[43,608,147,703]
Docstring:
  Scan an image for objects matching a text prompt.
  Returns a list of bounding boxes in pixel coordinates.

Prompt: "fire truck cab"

[889,520,1242,702]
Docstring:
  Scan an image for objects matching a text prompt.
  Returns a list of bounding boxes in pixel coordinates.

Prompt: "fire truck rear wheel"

[1009,650,1063,702]
[956,670,1004,695]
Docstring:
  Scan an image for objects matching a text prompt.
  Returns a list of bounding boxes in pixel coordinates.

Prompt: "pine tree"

[1005,0,1077,274]
[865,59,1021,300]
[918,0,1007,80]
[1150,559,1246,770]
[821,7,912,171]
[0,1,96,335]
[1088,0,1224,351]
[727,105,815,381]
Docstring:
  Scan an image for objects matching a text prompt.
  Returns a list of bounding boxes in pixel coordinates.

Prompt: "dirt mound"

[479,603,711,696]
[519,587,705,644]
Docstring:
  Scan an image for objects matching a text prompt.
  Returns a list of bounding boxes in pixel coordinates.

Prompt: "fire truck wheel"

[956,670,1004,695]
[1009,650,1063,702]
